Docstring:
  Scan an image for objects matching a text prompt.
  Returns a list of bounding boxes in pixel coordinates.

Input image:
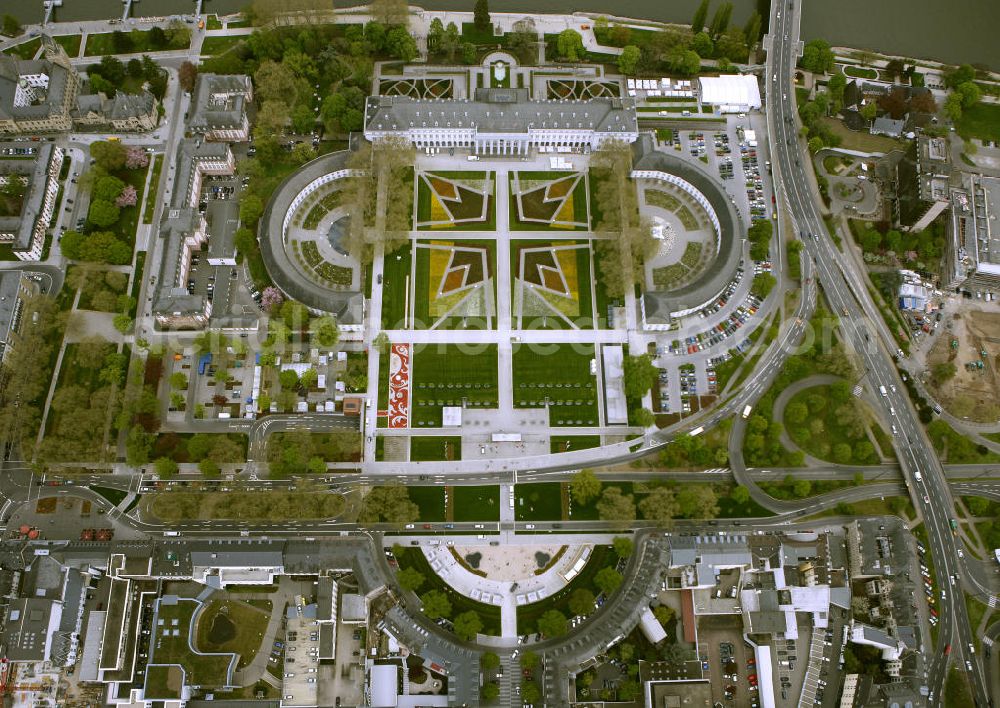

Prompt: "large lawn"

[409,485,446,522]
[194,597,270,670]
[514,482,563,521]
[410,436,461,461]
[550,435,602,454]
[380,243,412,330]
[84,29,190,56]
[200,36,247,56]
[150,599,234,688]
[512,343,598,426]
[410,344,498,426]
[956,102,1000,143]
[453,485,500,521]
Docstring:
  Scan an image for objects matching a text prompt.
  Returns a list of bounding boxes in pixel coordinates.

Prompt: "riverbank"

[2,0,997,68]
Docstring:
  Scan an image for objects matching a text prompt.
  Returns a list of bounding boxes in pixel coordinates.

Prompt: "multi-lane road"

[765,3,990,702]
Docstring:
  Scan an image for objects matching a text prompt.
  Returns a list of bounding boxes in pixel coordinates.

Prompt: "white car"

[957,548,964,558]
[525,524,535,530]
[405,524,414,529]
[923,495,930,505]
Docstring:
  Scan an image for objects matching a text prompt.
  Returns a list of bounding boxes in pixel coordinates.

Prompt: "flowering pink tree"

[261,286,284,313]
[115,184,138,208]
[125,146,150,170]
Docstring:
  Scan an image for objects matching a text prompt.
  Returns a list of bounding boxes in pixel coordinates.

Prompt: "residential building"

[0,142,64,260]
[0,270,40,364]
[152,139,235,329]
[72,90,159,132]
[0,36,78,134]
[187,74,253,142]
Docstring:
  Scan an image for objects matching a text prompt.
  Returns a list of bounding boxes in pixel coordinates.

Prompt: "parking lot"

[698,616,758,708]
[281,605,321,706]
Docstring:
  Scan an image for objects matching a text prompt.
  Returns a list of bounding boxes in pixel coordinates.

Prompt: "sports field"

[512,343,599,426]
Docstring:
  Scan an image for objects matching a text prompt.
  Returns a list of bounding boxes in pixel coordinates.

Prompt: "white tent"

[698,75,762,112]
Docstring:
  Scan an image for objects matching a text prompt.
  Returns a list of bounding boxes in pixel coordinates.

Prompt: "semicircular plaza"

[259,150,365,327]
[632,136,745,327]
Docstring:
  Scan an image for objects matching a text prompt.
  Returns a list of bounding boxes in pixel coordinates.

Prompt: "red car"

[422,524,432,529]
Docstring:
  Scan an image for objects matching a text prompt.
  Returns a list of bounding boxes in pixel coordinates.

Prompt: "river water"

[10,0,999,69]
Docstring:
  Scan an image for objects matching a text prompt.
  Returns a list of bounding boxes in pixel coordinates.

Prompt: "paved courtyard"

[422,542,593,640]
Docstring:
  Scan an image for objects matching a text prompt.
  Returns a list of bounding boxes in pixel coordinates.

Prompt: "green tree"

[597,486,636,521]
[943,92,963,121]
[832,443,853,464]
[520,650,539,669]
[633,407,655,428]
[91,140,127,171]
[521,681,541,703]
[169,372,188,390]
[807,136,825,153]
[88,200,121,227]
[452,610,483,640]
[751,272,777,298]
[731,485,750,505]
[279,369,299,391]
[570,469,602,505]
[613,535,634,559]
[623,354,658,398]
[537,609,568,637]
[708,1,733,37]
[556,29,584,61]
[240,194,264,225]
[594,567,623,595]
[358,485,419,523]
[1,14,22,37]
[481,652,500,669]
[397,567,425,592]
[313,316,339,347]
[473,0,490,31]
[386,27,418,61]
[299,368,319,390]
[638,486,679,524]
[420,589,452,619]
[956,81,981,109]
[690,0,709,34]
[568,588,596,616]
[198,458,221,478]
[944,64,976,89]
[743,11,762,44]
[153,457,178,479]
[676,485,719,518]
[800,39,835,74]
[691,31,714,57]
[617,45,640,75]
[793,478,813,497]
[112,313,133,334]
[481,683,499,700]
[860,100,879,121]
